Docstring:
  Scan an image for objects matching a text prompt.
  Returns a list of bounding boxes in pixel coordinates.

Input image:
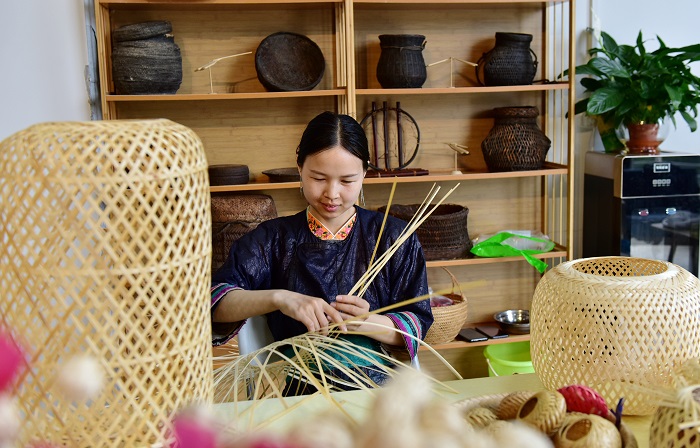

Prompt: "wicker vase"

[531,257,700,415]
[0,119,213,447]
[481,106,551,172]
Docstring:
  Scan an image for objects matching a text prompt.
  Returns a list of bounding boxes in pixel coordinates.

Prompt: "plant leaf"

[587,87,625,115]
[590,58,629,78]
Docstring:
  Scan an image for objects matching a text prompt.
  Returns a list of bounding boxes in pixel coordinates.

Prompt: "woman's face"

[299,145,366,232]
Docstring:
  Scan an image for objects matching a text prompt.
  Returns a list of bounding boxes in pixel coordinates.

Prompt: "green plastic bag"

[470,232,555,273]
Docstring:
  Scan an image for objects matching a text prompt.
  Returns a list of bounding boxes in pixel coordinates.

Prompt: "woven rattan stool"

[0,119,213,446]
[531,256,700,415]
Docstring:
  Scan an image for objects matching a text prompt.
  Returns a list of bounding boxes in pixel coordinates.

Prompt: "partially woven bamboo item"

[531,257,700,415]
[424,268,468,345]
[649,387,700,447]
[0,119,213,447]
[649,358,700,447]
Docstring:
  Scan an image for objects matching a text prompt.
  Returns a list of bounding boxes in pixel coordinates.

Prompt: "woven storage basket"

[424,268,468,345]
[531,256,700,415]
[255,31,325,92]
[481,106,551,172]
[378,203,471,261]
[0,119,213,447]
[211,193,278,272]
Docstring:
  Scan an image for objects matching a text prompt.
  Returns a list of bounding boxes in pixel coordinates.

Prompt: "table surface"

[213,373,651,447]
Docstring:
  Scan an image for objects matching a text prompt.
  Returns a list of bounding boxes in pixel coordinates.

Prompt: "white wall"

[0,0,90,141]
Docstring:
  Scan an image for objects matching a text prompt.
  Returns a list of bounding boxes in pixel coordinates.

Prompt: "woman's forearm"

[212,289,282,323]
[358,314,404,346]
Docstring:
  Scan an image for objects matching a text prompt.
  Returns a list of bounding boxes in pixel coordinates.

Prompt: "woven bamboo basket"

[0,119,213,447]
[531,257,700,415]
[424,268,468,345]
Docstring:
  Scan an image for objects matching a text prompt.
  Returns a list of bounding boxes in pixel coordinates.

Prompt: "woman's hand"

[331,295,371,331]
[332,295,404,345]
[275,291,347,335]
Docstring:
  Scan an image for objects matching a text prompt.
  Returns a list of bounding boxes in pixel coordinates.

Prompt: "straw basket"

[0,119,213,447]
[531,257,700,415]
[424,268,468,345]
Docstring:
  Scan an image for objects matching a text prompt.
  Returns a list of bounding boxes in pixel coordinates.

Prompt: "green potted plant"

[566,31,700,154]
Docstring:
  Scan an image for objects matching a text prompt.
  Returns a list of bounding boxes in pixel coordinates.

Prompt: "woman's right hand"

[275,291,347,335]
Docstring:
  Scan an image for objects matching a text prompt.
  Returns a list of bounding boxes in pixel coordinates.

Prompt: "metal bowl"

[493,309,530,334]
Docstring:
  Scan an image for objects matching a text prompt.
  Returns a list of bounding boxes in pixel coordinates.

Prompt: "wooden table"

[213,373,651,446]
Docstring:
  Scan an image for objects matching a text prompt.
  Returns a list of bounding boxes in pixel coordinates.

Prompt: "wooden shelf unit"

[94,0,575,354]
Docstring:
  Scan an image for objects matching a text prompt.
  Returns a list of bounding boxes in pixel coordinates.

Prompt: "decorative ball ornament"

[0,119,213,447]
[531,257,700,415]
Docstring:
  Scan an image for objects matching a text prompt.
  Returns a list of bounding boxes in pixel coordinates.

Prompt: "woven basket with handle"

[424,268,468,345]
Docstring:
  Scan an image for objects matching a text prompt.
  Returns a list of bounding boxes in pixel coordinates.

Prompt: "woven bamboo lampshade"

[0,119,213,447]
[531,257,700,415]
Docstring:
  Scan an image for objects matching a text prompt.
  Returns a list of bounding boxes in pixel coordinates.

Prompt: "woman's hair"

[296,111,369,170]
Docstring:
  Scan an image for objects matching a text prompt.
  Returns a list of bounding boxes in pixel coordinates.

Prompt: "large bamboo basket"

[0,119,213,447]
[531,257,700,415]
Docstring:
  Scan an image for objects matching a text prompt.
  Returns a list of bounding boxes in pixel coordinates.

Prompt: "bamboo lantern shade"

[531,257,700,416]
[0,119,213,447]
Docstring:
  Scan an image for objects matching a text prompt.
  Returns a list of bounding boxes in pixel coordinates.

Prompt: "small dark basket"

[481,106,551,172]
[211,194,278,272]
[379,204,471,261]
[255,32,325,92]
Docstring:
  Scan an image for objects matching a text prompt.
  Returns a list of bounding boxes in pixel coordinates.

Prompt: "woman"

[210,111,432,392]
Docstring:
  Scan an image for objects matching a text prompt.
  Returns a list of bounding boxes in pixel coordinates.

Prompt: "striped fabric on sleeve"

[385,311,422,360]
[210,283,244,346]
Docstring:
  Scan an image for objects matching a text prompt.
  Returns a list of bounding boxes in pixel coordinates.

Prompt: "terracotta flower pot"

[618,120,670,155]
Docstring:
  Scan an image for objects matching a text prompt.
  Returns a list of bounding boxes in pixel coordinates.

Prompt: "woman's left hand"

[331,295,370,330]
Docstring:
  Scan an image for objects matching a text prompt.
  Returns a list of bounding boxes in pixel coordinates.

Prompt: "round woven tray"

[424,268,468,345]
[255,32,325,92]
[453,393,638,447]
[263,167,301,182]
[378,203,471,261]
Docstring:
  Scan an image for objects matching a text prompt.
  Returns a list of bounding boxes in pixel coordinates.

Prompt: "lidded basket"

[376,34,427,88]
[476,32,538,86]
[481,106,551,172]
[531,256,700,415]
